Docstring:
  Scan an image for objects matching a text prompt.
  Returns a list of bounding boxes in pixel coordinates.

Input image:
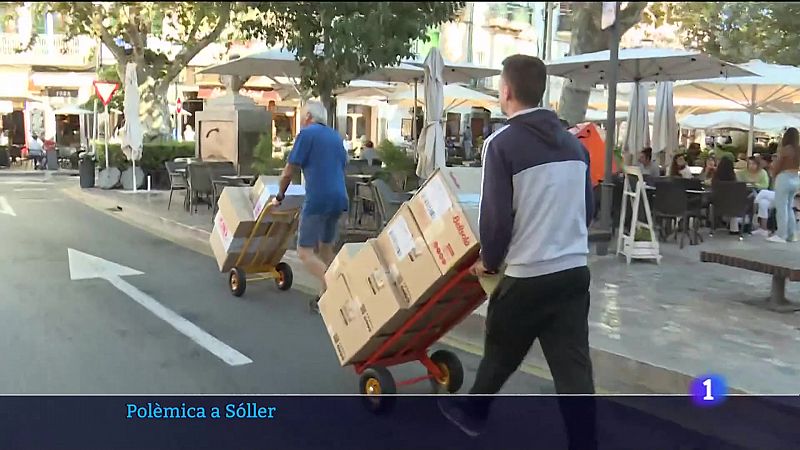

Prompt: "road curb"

[0,170,77,178]
[63,186,748,395]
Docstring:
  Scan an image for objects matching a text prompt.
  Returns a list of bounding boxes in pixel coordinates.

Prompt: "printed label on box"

[341,297,360,325]
[457,193,481,206]
[387,215,415,260]
[421,176,453,222]
[215,212,234,249]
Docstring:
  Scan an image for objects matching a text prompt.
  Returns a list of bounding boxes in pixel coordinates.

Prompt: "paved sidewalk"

[65,184,800,394]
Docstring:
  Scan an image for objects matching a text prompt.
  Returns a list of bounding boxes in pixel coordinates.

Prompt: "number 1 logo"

[690,374,727,407]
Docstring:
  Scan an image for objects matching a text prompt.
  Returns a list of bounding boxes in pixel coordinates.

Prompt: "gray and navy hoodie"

[479,108,592,278]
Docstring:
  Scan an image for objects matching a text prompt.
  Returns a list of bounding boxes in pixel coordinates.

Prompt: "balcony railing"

[0,33,90,66]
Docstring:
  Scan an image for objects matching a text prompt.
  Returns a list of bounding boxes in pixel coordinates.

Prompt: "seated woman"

[700,156,717,186]
[737,156,771,190]
[712,157,750,234]
[668,154,692,179]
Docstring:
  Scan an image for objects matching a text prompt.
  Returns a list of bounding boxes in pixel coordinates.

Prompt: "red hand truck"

[353,254,487,413]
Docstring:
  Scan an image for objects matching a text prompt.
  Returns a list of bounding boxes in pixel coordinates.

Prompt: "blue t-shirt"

[288,123,349,215]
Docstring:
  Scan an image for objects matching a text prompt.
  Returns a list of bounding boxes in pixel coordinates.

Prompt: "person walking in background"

[438,54,596,450]
[272,101,349,311]
[462,125,473,159]
[183,125,195,142]
[767,127,800,243]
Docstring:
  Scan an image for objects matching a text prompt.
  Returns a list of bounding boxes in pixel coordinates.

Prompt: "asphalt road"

[0,175,554,395]
[2,174,785,450]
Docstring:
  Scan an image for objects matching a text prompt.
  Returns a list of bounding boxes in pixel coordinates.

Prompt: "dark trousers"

[470,266,596,449]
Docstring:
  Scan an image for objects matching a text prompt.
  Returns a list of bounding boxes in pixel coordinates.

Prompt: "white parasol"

[415,48,446,179]
[121,62,143,192]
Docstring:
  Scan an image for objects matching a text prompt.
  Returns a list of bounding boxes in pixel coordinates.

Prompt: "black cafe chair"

[709,181,751,241]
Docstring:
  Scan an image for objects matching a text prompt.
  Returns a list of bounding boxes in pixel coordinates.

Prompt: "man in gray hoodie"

[439,54,596,449]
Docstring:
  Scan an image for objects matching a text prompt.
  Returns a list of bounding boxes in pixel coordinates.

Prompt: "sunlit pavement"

[0,175,553,395]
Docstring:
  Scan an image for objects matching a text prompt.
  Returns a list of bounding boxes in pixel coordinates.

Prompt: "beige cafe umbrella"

[121,62,144,192]
[415,48,446,179]
[652,81,679,163]
[674,59,800,155]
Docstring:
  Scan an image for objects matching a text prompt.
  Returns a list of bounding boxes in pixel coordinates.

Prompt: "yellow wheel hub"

[365,378,382,395]
[435,363,450,386]
[231,275,239,290]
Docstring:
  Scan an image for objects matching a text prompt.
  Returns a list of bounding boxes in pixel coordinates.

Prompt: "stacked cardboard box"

[320,167,496,366]
[209,178,305,272]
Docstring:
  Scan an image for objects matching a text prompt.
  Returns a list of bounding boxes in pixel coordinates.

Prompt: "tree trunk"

[319,89,336,130]
[139,78,172,142]
[557,2,647,125]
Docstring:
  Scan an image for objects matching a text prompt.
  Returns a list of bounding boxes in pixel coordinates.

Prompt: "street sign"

[93,81,119,107]
[602,2,617,30]
[176,98,182,114]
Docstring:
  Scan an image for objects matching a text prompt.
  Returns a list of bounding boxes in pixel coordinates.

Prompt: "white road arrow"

[0,196,15,216]
[68,249,252,366]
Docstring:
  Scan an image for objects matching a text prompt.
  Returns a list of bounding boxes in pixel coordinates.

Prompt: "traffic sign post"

[93,81,119,169]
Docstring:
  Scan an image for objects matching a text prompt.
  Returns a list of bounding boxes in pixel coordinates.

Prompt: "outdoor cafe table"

[220,174,256,186]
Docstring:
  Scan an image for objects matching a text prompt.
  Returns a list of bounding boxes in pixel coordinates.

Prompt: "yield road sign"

[93,81,119,107]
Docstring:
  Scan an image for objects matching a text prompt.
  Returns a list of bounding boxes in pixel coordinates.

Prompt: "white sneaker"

[790,235,798,243]
[752,229,770,237]
[767,235,787,244]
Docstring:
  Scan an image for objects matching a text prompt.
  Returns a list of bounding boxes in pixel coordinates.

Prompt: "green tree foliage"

[26,2,272,140]
[557,2,648,126]
[251,133,285,174]
[241,2,463,124]
[662,2,800,66]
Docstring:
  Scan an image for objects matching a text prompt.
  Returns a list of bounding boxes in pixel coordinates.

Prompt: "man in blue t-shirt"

[272,101,348,312]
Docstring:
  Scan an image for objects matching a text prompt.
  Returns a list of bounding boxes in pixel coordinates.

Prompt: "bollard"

[147,175,151,192]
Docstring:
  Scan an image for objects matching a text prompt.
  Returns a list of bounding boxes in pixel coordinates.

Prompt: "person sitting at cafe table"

[668,154,692,179]
[713,156,751,234]
[638,147,660,177]
[686,142,702,166]
[359,140,379,166]
[700,156,717,185]
[737,156,770,190]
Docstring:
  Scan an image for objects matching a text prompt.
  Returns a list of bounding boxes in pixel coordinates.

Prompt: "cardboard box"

[324,243,365,288]
[319,275,378,366]
[338,240,412,335]
[374,204,444,308]
[218,186,265,238]
[408,168,482,275]
[249,175,283,203]
[210,184,301,272]
[251,177,305,219]
[210,211,268,272]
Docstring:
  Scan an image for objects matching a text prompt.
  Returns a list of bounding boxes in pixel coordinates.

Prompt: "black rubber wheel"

[359,367,396,414]
[229,267,246,297]
[429,349,464,393]
[275,262,293,291]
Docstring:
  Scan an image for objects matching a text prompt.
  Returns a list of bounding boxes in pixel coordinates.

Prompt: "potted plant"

[376,139,416,191]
